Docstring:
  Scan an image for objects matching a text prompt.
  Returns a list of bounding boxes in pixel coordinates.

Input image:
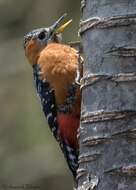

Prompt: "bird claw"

[75,54,83,86]
[77,127,80,140]
[75,70,81,85]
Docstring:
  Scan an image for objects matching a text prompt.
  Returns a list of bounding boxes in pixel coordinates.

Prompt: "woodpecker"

[24,14,83,178]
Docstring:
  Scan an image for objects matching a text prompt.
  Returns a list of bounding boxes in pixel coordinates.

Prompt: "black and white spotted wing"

[32,64,78,177]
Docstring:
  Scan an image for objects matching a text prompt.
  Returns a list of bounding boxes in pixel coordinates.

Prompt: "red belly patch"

[57,113,79,149]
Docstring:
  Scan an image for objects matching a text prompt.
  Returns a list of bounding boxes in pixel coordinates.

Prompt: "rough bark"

[77,1,136,189]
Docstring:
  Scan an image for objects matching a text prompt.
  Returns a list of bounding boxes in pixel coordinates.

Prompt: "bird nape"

[24,13,83,181]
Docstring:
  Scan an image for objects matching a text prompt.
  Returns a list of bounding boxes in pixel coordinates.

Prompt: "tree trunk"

[77,1,136,189]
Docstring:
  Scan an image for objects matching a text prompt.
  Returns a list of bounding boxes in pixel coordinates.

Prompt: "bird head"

[24,13,72,64]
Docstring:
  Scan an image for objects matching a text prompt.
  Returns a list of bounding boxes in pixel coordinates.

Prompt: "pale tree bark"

[77,1,136,189]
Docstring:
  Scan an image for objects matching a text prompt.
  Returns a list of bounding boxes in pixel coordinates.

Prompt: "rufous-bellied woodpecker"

[24,14,83,179]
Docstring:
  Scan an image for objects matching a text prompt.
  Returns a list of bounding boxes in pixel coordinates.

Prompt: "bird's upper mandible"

[24,13,72,64]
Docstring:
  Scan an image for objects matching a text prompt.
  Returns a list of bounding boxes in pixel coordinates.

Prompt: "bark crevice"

[81,110,136,123]
[81,73,136,89]
[80,13,136,34]
[104,164,136,177]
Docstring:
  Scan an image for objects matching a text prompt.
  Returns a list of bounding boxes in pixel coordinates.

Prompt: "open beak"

[50,13,72,34]
[55,19,72,33]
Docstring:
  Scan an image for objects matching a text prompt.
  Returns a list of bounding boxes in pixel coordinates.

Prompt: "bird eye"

[38,31,46,40]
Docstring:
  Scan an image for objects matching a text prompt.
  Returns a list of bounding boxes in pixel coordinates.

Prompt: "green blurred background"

[0,0,80,189]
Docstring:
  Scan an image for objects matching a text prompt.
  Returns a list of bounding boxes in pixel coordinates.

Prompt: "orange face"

[25,39,43,65]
